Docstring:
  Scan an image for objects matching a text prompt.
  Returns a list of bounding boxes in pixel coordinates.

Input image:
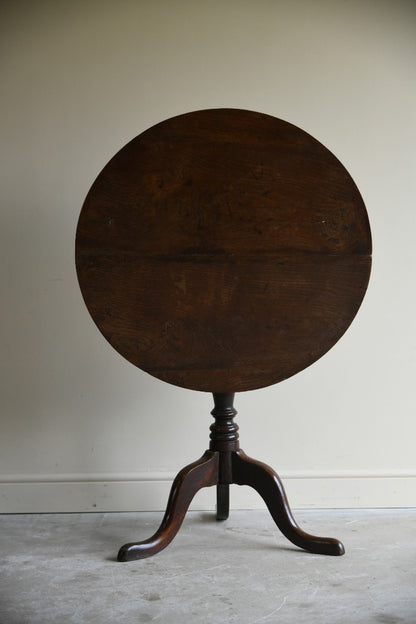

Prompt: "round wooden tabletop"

[76,109,371,393]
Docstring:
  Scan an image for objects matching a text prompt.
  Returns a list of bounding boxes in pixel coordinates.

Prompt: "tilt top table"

[75,108,372,561]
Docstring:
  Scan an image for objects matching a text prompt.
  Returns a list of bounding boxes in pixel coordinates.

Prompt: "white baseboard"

[1,470,415,513]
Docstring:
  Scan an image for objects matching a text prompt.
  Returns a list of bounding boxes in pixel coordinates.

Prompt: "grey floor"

[0,509,415,624]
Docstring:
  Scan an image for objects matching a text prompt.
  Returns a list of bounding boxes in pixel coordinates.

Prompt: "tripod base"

[118,395,345,562]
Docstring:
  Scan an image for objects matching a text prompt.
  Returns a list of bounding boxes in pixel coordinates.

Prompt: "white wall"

[1,0,415,512]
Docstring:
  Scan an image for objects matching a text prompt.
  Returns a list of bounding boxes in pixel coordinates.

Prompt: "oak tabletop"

[76,109,371,393]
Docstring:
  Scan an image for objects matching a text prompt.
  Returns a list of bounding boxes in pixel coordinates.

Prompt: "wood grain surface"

[76,108,371,392]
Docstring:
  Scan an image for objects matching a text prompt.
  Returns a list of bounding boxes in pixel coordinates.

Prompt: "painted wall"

[1,0,415,512]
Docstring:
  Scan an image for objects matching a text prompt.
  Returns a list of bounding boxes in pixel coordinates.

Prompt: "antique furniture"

[75,108,371,561]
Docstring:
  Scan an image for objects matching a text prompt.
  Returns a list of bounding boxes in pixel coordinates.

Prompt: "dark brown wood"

[118,395,344,560]
[209,393,239,453]
[210,392,236,521]
[117,450,219,561]
[232,450,344,556]
[216,483,229,521]
[76,108,371,393]
[76,109,370,561]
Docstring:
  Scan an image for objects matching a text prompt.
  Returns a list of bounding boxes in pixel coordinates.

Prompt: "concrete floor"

[0,509,415,624]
